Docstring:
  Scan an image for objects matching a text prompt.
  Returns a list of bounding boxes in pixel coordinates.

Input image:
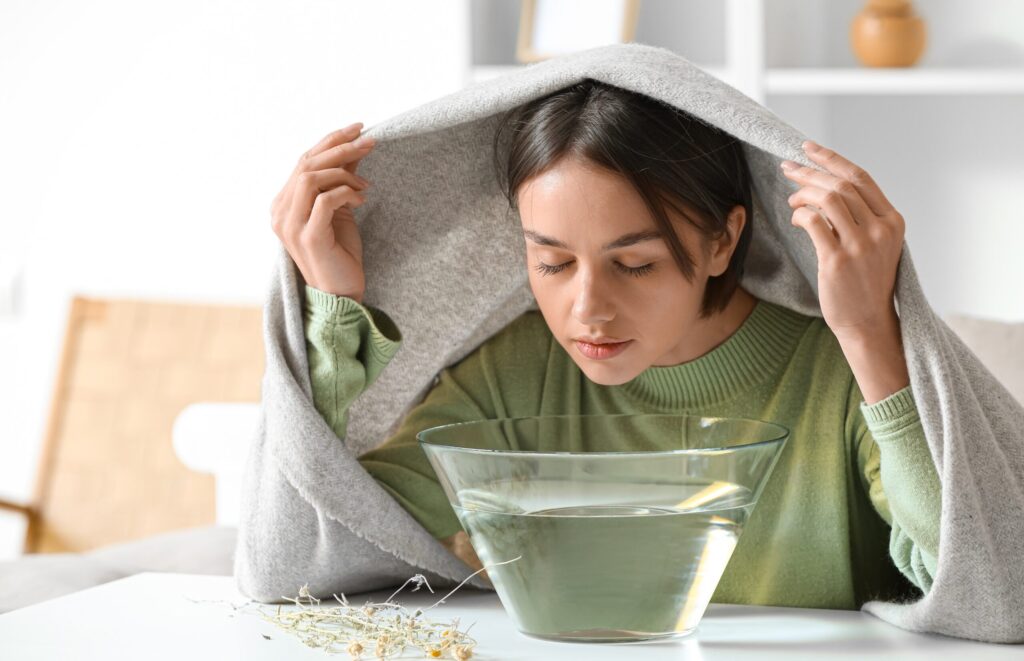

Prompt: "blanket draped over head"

[236,42,1024,644]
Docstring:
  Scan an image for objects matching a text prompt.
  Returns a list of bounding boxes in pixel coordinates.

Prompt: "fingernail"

[803,140,820,152]
[347,122,364,131]
[780,160,797,170]
[353,135,375,148]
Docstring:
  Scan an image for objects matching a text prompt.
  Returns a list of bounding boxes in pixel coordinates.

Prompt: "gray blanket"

[234,43,1024,644]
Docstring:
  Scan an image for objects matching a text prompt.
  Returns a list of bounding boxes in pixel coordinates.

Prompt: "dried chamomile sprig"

[239,555,522,659]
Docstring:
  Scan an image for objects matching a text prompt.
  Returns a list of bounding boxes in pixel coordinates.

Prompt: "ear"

[708,205,746,277]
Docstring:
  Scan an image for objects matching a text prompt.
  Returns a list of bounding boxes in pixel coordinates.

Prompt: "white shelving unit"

[465,0,1024,321]
[467,0,1024,102]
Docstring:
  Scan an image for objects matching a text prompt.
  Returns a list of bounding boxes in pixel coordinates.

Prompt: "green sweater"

[303,284,942,610]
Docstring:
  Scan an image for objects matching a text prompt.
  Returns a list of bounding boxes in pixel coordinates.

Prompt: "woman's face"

[517,157,746,386]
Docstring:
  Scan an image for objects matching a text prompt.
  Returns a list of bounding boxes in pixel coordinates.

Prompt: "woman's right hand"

[271,121,376,303]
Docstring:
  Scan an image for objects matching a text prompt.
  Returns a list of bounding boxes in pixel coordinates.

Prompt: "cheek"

[629,272,703,330]
[527,272,549,300]
[530,286,566,328]
[526,274,557,315]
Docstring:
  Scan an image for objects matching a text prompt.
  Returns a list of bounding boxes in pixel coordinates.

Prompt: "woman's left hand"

[781,140,906,342]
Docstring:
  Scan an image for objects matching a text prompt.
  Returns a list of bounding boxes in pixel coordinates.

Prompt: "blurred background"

[0,0,1022,604]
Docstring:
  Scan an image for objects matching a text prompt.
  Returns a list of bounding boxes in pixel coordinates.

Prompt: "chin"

[576,361,640,387]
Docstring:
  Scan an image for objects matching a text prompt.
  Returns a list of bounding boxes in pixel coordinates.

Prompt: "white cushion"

[944,313,1024,405]
[0,525,235,614]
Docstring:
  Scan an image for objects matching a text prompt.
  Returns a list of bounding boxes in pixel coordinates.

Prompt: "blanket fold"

[235,42,1024,643]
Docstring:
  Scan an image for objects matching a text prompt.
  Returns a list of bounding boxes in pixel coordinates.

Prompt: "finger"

[303,122,364,161]
[303,134,377,173]
[343,145,372,178]
[791,205,839,256]
[348,148,371,177]
[286,169,369,235]
[801,141,895,216]
[280,156,370,217]
[787,185,862,244]
[781,160,875,224]
[307,185,367,236]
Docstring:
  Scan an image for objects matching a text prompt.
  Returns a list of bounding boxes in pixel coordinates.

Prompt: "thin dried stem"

[206,554,521,659]
[426,555,522,611]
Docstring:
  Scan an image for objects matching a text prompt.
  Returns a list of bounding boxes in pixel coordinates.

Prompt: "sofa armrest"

[944,313,1024,406]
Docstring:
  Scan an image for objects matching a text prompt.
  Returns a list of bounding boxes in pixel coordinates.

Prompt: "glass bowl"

[417,413,789,644]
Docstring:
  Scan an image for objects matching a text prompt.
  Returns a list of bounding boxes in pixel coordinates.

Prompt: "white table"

[0,572,1016,659]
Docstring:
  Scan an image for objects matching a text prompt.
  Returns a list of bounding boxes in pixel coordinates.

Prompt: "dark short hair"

[492,78,754,319]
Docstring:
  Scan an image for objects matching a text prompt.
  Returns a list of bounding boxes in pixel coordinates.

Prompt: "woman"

[276,79,939,610]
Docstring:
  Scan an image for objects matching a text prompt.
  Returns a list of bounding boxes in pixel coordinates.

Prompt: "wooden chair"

[0,295,263,554]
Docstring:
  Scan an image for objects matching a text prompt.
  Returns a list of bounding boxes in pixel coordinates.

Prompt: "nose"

[571,269,616,325]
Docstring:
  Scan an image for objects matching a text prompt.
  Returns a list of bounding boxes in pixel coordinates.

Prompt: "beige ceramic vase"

[850,0,927,67]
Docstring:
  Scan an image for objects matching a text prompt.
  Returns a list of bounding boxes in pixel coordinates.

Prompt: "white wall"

[0,0,470,559]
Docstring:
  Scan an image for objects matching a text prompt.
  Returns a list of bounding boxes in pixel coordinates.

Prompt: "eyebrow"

[523,228,664,252]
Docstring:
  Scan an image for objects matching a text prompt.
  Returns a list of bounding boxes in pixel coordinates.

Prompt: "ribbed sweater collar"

[619,299,813,409]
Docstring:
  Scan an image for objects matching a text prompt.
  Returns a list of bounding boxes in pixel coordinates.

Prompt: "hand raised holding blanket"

[270,122,376,302]
[782,141,910,405]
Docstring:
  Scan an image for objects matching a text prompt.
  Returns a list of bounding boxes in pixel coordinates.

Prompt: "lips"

[575,339,633,360]
[575,337,627,344]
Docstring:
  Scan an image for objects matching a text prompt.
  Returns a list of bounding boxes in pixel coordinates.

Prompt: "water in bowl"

[452,478,753,642]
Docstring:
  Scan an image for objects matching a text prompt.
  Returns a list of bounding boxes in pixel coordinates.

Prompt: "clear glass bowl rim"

[416,412,790,458]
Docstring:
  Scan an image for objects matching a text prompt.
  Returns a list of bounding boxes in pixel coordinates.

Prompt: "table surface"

[0,572,1017,659]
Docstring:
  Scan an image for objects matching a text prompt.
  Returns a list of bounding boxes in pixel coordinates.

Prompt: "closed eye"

[533,260,655,278]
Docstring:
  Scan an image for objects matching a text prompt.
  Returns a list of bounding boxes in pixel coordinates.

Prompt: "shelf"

[764,68,1024,95]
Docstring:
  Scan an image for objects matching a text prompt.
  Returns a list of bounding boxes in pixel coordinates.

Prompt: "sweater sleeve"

[303,284,403,439]
[849,379,942,594]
